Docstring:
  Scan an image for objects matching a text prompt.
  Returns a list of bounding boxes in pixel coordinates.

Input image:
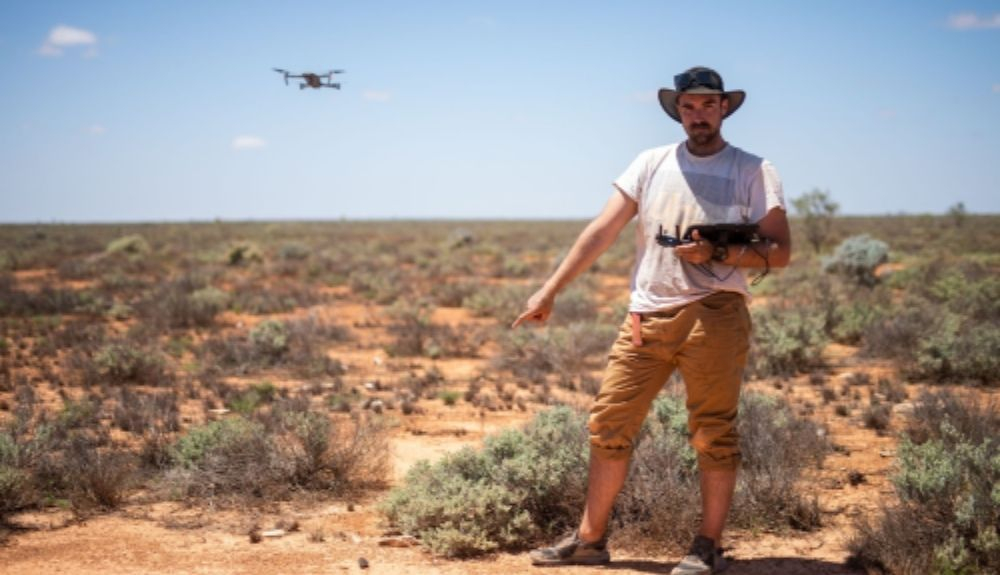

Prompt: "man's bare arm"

[511,190,637,327]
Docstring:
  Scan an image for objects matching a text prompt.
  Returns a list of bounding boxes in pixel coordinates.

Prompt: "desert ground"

[0,217,996,574]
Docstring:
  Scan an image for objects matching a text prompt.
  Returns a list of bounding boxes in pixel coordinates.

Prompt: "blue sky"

[1,1,998,222]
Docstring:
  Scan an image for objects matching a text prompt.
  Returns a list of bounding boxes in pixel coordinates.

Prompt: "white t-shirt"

[614,142,786,312]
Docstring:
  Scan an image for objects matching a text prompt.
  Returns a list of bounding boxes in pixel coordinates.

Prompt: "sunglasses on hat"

[673,70,723,92]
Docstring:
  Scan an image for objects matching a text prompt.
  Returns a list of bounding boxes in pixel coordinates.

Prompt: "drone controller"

[655,223,761,248]
[684,223,761,245]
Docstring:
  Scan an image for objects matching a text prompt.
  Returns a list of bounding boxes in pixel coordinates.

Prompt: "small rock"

[879,450,895,458]
[358,557,369,569]
[261,529,285,538]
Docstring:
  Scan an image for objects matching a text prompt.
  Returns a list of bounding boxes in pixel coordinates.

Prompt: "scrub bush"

[617,393,827,546]
[0,283,86,317]
[493,321,616,387]
[381,406,589,557]
[348,268,407,305]
[200,315,346,378]
[462,284,532,326]
[167,405,387,499]
[863,293,999,386]
[139,275,227,328]
[249,319,289,361]
[105,234,151,256]
[822,234,889,286]
[92,342,170,386]
[384,392,827,557]
[386,300,483,359]
[748,304,828,377]
[848,390,1000,574]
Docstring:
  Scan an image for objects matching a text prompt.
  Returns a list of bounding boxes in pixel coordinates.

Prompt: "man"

[512,66,791,575]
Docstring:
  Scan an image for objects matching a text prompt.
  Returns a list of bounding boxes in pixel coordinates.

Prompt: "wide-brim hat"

[658,66,746,123]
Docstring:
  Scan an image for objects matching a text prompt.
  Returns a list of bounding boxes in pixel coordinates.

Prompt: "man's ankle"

[577,527,606,545]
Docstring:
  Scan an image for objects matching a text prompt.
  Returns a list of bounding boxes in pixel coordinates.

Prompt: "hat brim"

[658,88,746,122]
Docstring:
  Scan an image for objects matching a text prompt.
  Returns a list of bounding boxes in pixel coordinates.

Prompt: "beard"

[686,122,720,147]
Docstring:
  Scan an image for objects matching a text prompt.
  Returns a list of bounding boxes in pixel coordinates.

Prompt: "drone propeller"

[329,69,345,75]
[273,68,288,74]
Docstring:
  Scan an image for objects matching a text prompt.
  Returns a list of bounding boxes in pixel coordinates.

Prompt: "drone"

[273,68,344,90]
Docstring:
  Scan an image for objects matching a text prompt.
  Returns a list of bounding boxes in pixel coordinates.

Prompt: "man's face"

[677,93,728,147]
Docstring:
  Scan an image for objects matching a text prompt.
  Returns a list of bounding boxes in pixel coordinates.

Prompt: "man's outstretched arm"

[512,189,637,328]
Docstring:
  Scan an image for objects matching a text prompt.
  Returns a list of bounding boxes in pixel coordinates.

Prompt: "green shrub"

[227,382,278,415]
[227,243,263,266]
[749,304,828,377]
[823,234,889,286]
[189,287,228,320]
[278,242,310,261]
[831,298,886,345]
[92,342,170,386]
[171,417,258,470]
[201,316,346,378]
[249,319,289,361]
[0,431,32,520]
[848,391,1000,574]
[105,234,151,256]
[168,406,388,499]
[863,294,999,385]
[0,464,31,518]
[349,268,407,304]
[140,275,226,328]
[382,406,589,557]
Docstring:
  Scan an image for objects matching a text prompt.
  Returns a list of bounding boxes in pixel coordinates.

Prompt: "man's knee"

[690,420,741,471]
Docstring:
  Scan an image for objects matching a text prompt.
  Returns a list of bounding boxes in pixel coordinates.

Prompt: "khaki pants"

[588,291,751,471]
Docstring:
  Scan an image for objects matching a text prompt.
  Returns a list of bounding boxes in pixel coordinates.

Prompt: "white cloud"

[88,124,106,135]
[947,12,1000,30]
[363,90,392,102]
[39,24,98,57]
[232,136,266,150]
